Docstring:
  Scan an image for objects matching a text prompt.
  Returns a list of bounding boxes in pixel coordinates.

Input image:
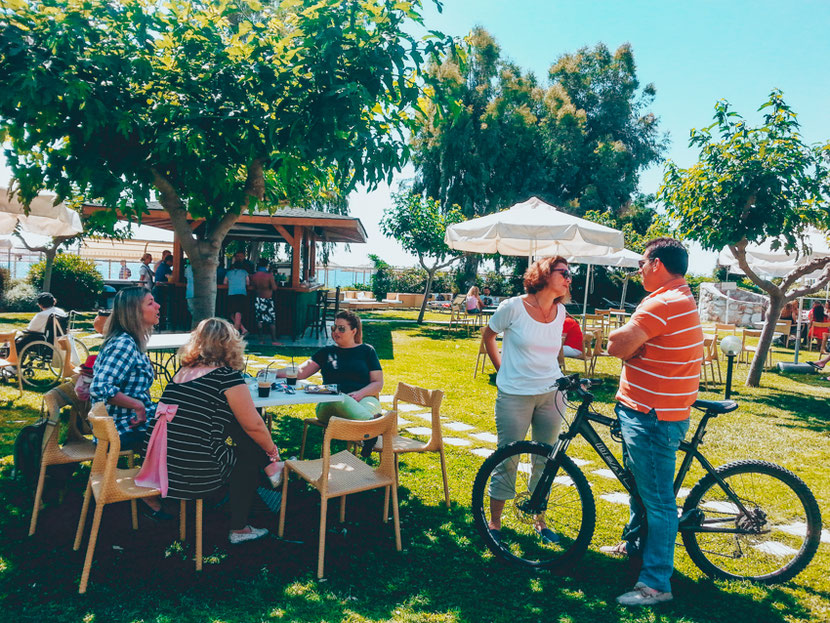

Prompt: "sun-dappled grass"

[0,315,828,622]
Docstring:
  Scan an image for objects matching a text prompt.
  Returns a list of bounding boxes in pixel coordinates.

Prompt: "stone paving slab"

[471,448,494,458]
[405,427,433,436]
[444,437,472,446]
[470,432,498,443]
[444,421,475,432]
[600,492,630,506]
[592,468,617,480]
[398,404,429,413]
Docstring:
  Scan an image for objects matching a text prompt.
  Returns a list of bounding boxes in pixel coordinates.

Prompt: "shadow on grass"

[0,449,819,623]
[740,382,830,434]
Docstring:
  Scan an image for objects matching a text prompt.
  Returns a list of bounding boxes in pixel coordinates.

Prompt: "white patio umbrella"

[718,229,830,362]
[567,248,643,318]
[0,188,83,237]
[445,197,624,259]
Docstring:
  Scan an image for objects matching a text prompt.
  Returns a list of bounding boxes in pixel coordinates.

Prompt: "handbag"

[134,402,177,496]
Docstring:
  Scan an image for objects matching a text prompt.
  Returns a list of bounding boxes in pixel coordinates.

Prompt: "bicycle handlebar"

[555,373,603,394]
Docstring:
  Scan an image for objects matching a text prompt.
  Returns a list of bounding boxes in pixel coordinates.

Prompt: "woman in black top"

[276,310,383,424]
[142,317,282,544]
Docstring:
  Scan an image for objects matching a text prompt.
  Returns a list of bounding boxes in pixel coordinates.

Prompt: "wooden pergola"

[81,202,368,334]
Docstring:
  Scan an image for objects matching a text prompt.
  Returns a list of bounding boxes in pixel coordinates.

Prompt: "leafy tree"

[368,254,392,301]
[380,192,463,322]
[660,90,830,387]
[0,0,447,322]
[411,33,665,286]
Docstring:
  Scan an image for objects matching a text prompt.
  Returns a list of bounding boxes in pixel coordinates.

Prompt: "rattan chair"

[279,412,401,579]
[370,382,450,508]
[73,403,161,594]
[29,383,133,536]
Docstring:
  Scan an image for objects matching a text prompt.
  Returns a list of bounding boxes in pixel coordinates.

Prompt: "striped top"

[142,366,245,499]
[616,277,703,421]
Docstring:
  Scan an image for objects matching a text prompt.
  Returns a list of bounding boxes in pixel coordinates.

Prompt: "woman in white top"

[482,256,572,543]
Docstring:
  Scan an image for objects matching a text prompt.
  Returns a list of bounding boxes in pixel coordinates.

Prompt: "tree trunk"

[418,271,435,324]
[189,248,220,326]
[462,255,479,290]
[745,295,784,387]
[42,246,57,293]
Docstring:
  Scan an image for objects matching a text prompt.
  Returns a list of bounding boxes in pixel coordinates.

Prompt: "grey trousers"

[489,389,566,501]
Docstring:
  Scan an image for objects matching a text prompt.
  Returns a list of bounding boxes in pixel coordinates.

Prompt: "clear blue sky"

[3,1,829,273]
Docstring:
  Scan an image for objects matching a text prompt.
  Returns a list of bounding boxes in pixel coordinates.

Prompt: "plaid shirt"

[90,332,156,436]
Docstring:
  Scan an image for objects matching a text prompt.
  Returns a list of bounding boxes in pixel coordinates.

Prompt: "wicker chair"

[0,330,23,395]
[279,412,401,579]
[73,403,162,594]
[370,382,450,508]
[28,383,133,536]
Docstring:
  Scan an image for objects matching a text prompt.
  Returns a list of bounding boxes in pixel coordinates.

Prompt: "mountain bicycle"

[471,374,822,583]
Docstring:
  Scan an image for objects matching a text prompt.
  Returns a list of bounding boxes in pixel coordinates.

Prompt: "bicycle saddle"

[692,399,738,414]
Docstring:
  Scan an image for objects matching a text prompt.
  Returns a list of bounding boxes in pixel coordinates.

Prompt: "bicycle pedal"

[678,508,704,529]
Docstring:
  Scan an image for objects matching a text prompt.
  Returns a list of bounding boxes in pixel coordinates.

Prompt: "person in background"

[466,285,484,314]
[184,260,195,319]
[251,257,280,345]
[807,302,828,349]
[482,286,493,307]
[14,292,67,354]
[140,318,282,543]
[561,313,585,358]
[153,254,174,327]
[274,310,382,455]
[138,253,154,290]
[224,259,250,336]
[233,250,255,274]
[482,256,571,546]
[154,249,172,272]
[90,286,170,519]
[118,259,132,280]
[604,238,703,606]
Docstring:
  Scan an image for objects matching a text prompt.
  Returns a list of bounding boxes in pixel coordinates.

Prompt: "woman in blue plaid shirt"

[91,287,159,449]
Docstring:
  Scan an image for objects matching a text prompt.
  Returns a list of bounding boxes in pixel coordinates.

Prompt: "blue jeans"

[615,403,689,593]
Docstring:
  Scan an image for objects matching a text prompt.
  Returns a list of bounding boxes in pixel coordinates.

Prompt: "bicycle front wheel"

[681,459,822,583]
[471,440,596,571]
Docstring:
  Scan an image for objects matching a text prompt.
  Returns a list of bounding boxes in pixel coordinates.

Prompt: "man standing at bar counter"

[604,238,703,607]
[251,258,280,345]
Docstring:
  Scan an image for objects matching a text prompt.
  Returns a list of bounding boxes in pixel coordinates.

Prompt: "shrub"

[1,280,38,312]
[28,254,104,311]
[0,266,9,297]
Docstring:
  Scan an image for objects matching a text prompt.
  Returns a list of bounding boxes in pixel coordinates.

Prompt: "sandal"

[807,361,825,370]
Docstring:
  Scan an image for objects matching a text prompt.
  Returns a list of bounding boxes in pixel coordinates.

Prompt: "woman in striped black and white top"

[143,317,282,544]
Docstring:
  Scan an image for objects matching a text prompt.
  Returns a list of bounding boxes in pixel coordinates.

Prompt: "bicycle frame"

[521,386,762,534]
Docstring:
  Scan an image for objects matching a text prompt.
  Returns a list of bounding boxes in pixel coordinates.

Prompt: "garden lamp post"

[720,335,742,399]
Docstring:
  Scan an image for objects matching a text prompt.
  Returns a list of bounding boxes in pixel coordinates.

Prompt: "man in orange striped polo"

[605,238,704,607]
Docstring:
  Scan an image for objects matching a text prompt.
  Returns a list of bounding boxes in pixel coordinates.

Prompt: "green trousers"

[316,394,382,424]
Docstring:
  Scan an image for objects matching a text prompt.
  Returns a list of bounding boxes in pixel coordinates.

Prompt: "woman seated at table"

[561,314,585,358]
[90,287,170,519]
[142,317,282,544]
[807,302,829,347]
[466,286,484,314]
[275,309,383,429]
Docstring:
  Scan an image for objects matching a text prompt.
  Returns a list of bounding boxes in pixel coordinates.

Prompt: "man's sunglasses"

[333,325,351,333]
[552,268,572,279]
[638,257,657,269]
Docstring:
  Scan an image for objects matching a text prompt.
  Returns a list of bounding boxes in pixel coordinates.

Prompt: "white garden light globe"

[720,335,742,357]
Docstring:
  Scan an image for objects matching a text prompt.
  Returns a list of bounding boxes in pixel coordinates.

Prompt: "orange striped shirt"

[616,278,704,421]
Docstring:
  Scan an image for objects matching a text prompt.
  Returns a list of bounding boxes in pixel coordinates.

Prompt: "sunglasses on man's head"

[552,268,572,279]
[333,325,351,333]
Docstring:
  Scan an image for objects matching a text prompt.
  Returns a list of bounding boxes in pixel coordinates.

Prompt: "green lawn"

[0,316,828,622]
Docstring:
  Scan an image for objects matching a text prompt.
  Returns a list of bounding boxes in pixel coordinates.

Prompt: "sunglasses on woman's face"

[552,268,572,280]
[333,324,351,333]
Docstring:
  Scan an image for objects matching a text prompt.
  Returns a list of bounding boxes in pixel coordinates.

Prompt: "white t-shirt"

[488,296,565,395]
[27,306,67,333]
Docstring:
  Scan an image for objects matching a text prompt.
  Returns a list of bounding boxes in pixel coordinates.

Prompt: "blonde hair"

[466,286,480,297]
[179,317,245,370]
[104,287,154,352]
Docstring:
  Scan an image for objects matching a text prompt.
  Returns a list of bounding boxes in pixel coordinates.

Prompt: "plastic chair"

[370,382,450,508]
[279,412,401,578]
[29,384,133,536]
[73,403,162,594]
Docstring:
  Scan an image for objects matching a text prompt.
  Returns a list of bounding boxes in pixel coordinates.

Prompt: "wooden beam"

[274,224,295,247]
[291,226,302,289]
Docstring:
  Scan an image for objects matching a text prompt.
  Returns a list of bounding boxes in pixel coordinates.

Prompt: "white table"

[146,332,191,382]
[247,379,343,429]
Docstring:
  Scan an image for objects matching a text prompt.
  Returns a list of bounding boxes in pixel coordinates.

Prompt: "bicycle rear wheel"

[471,440,595,571]
[681,459,822,583]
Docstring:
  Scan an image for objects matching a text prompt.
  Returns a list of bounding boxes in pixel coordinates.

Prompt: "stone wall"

[698,282,768,327]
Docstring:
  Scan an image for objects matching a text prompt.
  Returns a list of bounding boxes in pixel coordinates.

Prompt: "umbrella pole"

[581,264,592,329]
[620,273,630,308]
[794,297,803,364]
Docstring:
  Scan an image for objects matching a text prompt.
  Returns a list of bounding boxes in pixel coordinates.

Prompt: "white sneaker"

[228,525,269,545]
[616,582,673,606]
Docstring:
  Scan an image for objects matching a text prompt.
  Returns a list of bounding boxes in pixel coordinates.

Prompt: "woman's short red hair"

[523,256,570,302]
